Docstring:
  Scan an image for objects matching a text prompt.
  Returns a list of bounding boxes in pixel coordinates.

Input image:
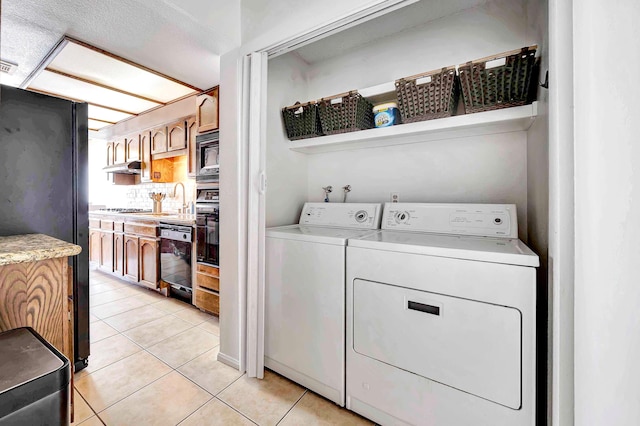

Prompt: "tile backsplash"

[124,181,196,211]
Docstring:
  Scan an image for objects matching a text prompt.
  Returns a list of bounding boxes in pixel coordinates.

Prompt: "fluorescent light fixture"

[24,37,201,130]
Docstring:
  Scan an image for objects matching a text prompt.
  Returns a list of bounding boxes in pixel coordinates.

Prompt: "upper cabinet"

[187,116,198,177]
[167,120,187,152]
[106,142,114,166]
[140,130,152,183]
[113,138,126,164]
[196,87,219,133]
[126,134,141,162]
[151,126,168,155]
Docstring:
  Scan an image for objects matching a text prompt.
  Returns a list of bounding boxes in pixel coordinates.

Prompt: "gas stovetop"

[98,208,152,214]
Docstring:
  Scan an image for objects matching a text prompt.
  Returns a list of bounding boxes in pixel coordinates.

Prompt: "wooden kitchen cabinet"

[124,235,139,282]
[0,248,77,363]
[89,228,101,264]
[106,142,114,166]
[125,134,141,162]
[195,263,220,315]
[113,138,126,164]
[187,116,197,177]
[139,236,159,289]
[140,130,152,183]
[168,120,187,152]
[99,231,114,272]
[151,126,168,155]
[114,231,125,277]
[196,87,219,133]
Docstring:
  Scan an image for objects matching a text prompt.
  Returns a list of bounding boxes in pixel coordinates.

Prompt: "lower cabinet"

[89,229,101,264]
[139,236,159,289]
[99,231,114,272]
[114,232,125,277]
[89,216,165,292]
[195,263,220,315]
[124,235,140,282]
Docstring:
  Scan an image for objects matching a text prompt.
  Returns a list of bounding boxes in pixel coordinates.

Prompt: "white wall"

[266,54,309,227]
[574,0,640,425]
[305,134,528,240]
[302,0,533,99]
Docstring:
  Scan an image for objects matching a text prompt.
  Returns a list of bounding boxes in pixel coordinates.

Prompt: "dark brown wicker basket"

[282,101,323,140]
[317,91,374,135]
[395,66,459,123]
[458,45,538,113]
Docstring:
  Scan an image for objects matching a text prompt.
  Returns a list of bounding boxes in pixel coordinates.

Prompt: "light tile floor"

[76,268,373,426]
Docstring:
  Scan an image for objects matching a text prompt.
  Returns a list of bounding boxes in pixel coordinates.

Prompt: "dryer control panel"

[382,203,517,238]
[299,203,382,229]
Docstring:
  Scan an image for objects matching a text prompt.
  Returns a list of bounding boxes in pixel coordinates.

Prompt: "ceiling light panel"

[29,69,161,113]
[88,104,133,123]
[88,118,111,130]
[47,42,197,103]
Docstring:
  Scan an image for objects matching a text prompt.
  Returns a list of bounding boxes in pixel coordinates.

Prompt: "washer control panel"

[382,203,517,238]
[299,203,382,229]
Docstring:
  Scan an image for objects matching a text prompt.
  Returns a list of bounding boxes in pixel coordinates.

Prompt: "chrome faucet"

[173,182,188,214]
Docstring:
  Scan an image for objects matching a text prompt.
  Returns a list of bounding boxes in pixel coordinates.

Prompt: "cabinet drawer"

[114,222,124,232]
[197,272,219,292]
[197,263,219,277]
[100,220,114,231]
[89,219,101,229]
[195,288,219,315]
[124,223,158,237]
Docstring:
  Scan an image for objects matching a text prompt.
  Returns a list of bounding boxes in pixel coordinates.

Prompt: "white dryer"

[266,202,382,406]
[346,203,539,426]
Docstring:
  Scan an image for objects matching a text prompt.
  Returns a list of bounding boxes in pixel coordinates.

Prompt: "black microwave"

[196,131,219,182]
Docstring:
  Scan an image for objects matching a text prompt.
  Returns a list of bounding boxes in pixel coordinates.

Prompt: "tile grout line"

[94,369,175,417]
[213,396,260,426]
[74,336,145,379]
[275,389,308,425]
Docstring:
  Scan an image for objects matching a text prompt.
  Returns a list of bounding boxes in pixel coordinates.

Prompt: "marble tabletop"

[0,234,82,266]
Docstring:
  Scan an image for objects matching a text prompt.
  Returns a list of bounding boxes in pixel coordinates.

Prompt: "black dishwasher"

[159,224,193,303]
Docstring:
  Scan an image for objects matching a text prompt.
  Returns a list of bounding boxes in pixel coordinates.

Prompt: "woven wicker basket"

[317,91,374,135]
[282,101,323,140]
[458,45,538,113]
[395,66,459,123]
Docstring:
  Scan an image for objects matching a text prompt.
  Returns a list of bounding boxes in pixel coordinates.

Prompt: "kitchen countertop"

[89,211,197,226]
[0,234,82,266]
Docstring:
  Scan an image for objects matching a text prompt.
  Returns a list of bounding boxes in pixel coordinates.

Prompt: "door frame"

[240,0,419,378]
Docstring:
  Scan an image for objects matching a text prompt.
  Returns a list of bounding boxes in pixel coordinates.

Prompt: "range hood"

[103,161,142,174]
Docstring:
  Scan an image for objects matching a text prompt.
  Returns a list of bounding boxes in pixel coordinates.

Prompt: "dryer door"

[352,279,522,409]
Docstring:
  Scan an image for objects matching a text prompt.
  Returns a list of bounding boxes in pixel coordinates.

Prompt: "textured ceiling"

[0,0,240,89]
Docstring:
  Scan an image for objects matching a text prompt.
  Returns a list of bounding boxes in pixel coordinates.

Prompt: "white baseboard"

[217,351,241,370]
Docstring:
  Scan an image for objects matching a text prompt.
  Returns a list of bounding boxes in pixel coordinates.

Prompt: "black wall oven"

[196,187,219,267]
[196,131,219,183]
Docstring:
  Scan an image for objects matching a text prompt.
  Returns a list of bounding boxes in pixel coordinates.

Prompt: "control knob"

[354,210,369,223]
[394,211,410,224]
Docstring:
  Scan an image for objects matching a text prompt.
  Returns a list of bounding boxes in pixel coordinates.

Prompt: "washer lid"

[266,225,380,246]
[349,230,539,267]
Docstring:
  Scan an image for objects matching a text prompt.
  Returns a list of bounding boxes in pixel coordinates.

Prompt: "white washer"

[346,203,539,426]
[266,202,382,406]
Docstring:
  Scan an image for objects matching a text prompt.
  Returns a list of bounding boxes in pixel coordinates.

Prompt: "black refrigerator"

[0,85,90,371]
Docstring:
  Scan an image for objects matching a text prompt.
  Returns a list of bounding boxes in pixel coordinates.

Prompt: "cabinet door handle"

[408,301,440,316]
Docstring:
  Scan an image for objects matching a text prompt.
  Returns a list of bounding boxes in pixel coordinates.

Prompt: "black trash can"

[0,327,71,426]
